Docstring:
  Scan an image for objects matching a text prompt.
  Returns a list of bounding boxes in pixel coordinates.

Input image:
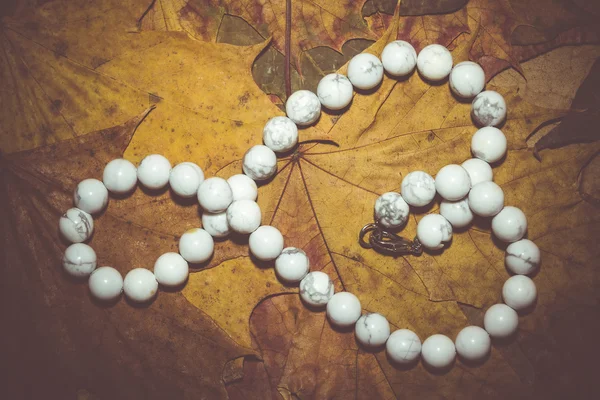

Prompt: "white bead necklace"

[59,40,541,370]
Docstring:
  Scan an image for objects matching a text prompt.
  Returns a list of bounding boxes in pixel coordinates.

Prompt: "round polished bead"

[63,243,97,278]
[74,178,108,214]
[123,268,158,303]
[275,247,310,283]
[449,61,486,98]
[471,127,507,163]
[227,174,258,201]
[103,158,137,194]
[153,252,189,287]
[417,44,453,81]
[137,154,172,190]
[347,53,384,90]
[435,164,471,201]
[440,198,473,229]
[169,162,204,198]
[59,208,94,243]
[179,228,214,263]
[455,326,491,361]
[355,313,391,347]
[197,177,233,213]
[263,116,299,153]
[285,90,321,126]
[386,329,422,364]
[374,192,409,228]
[326,292,362,327]
[226,200,261,234]
[243,145,278,181]
[461,158,493,186]
[492,206,527,242]
[381,40,417,76]
[468,181,504,217]
[300,271,334,306]
[317,73,353,110]
[421,334,456,369]
[472,90,507,127]
[88,266,123,301]
[202,211,230,238]
[417,213,453,250]
[505,239,541,275]
[249,225,284,261]
[503,275,537,310]
[484,303,518,338]
[401,171,436,207]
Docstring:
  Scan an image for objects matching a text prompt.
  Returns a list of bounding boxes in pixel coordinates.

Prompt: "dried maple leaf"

[533,57,600,158]
[0,0,158,153]
[3,0,600,398]
[221,12,599,399]
[365,0,600,81]
[137,0,377,75]
[1,109,256,399]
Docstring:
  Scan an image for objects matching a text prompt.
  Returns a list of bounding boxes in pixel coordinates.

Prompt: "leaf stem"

[285,0,292,98]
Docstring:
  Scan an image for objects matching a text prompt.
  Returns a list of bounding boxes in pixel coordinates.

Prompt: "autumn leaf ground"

[1,0,599,399]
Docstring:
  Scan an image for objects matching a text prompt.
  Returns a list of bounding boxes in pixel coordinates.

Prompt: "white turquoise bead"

[374,192,409,228]
[179,228,214,263]
[226,199,261,234]
[484,304,518,338]
[327,292,362,327]
[381,40,417,76]
[355,313,391,347]
[472,91,507,127]
[299,271,334,306]
[74,178,108,215]
[59,208,94,243]
[201,211,230,238]
[421,334,456,369]
[197,177,233,213]
[401,171,436,207]
[455,326,491,361]
[137,154,172,190]
[417,44,453,81]
[275,247,310,283]
[88,266,123,301]
[347,53,384,90]
[169,162,204,198]
[461,158,493,186]
[243,145,278,181]
[63,243,97,278]
[471,127,507,163]
[416,213,452,250]
[123,268,158,303]
[103,158,137,194]
[435,164,471,201]
[505,239,540,275]
[153,252,189,287]
[227,174,258,201]
[317,73,353,110]
[502,275,537,310]
[440,198,473,229]
[386,329,421,364]
[468,181,504,217]
[263,116,298,152]
[249,225,284,261]
[492,206,527,242]
[449,61,485,98]
[285,90,321,126]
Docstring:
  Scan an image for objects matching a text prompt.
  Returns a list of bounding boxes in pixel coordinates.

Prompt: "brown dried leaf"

[533,57,600,158]
[1,109,253,399]
[137,0,376,75]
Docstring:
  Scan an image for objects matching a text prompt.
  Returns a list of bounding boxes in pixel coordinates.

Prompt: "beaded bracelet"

[59,40,541,370]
